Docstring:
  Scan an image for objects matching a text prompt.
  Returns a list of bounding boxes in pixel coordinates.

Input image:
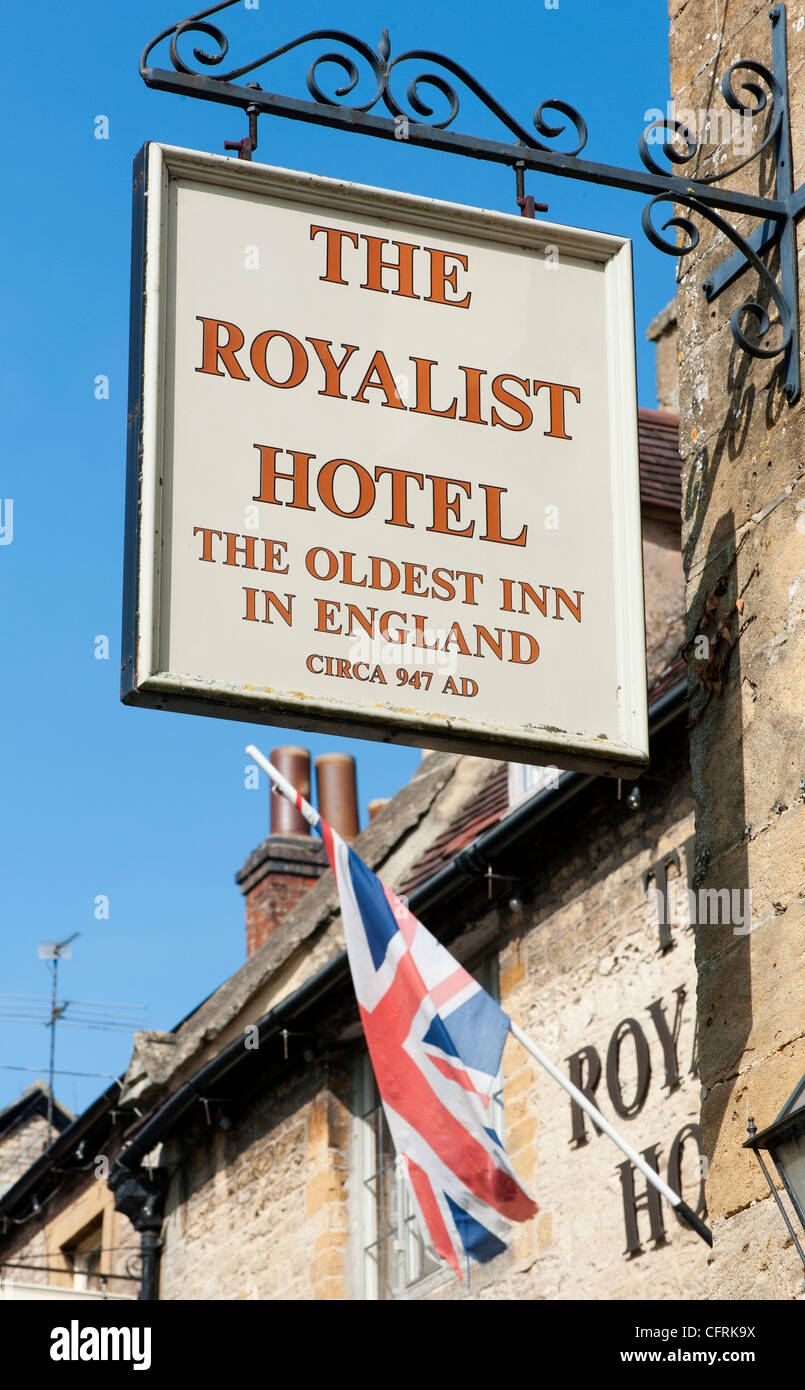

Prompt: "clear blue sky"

[0,0,673,1115]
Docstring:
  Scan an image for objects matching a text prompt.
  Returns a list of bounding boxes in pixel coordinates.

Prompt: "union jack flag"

[319,816,537,1277]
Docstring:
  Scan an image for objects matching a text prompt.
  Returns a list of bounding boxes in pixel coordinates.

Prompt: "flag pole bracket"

[482,866,523,901]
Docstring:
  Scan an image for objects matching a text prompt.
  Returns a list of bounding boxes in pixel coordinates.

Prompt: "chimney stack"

[270,746,311,836]
[315,753,359,840]
[236,745,328,957]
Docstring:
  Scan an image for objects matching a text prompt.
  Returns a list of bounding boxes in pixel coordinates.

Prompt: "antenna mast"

[38,933,79,1145]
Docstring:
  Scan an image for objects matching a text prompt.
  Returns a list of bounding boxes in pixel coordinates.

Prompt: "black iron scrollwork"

[639,60,782,186]
[140,1,804,402]
[142,3,588,155]
[642,193,791,363]
[637,56,789,364]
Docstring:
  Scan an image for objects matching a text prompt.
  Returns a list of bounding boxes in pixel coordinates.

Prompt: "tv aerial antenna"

[0,934,148,1145]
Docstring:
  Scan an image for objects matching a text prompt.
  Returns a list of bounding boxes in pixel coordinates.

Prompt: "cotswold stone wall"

[158,1062,352,1301]
[667,0,805,1299]
[422,735,709,1301]
[0,1164,133,1297]
[0,1113,50,1198]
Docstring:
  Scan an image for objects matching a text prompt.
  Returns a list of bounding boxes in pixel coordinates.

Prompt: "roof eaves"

[0,1080,122,1227]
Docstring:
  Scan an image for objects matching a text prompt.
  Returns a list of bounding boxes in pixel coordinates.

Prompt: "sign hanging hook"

[514,160,548,219]
[225,84,262,161]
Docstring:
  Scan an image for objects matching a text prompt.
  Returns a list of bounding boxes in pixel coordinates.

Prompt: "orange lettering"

[352,350,406,409]
[306,547,339,581]
[193,526,222,562]
[374,466,425,527]
[424,247,471,308]
[195,317,249,380]
[553,588,584,622]
[224,532,257,568]
[533,381,582,440]
[479,484,527,547]
[309,225,359,284]
[306,338,360,398]
[253,446,315,511]
[379,611,408,644]
[431,567,456,602]
[317,458,376,519]
[341,551,367,588]
[509,631,540,664]
[315,597,342,633]
[250,331,308,389]
[360,235,420,298]
[426,475,474,538]
[458,366,487,425]
[410,358,457,419]
[490,374,532,431]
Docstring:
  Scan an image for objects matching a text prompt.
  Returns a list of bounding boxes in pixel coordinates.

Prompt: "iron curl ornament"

[140,2,588,154]
[140,0,805,401]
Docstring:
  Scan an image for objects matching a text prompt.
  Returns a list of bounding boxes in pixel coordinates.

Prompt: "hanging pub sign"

[122,142,647,774]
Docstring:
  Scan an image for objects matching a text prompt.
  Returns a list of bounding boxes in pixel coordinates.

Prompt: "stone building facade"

[0,1084,137,1300]
[0,1084,72,1199]
[667,0,805,1299]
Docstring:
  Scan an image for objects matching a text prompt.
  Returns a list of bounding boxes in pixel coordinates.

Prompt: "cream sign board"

[123,142,648,774]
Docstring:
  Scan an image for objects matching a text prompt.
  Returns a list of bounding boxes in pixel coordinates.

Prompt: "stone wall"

[667,0,805,1299]
[421,735,708,1300]
[647,302,680,415]
[0,1161,135,1298]
[0,1113,50,1198]
[158,1062,351,1300]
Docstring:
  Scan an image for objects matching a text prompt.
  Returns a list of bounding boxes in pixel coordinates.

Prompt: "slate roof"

[400,765,508,895]
[0,1082,73,1141]
[400,655,687,897]
[638,408,683,517]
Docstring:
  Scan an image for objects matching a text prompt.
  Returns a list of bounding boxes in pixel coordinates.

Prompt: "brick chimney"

[236,746,329,957]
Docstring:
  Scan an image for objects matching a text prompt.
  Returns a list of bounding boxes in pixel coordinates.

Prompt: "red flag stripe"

[319,818,337,876]
[427,1053,491,1105]
[405,1157,461,1277]
[428,966,476,1011]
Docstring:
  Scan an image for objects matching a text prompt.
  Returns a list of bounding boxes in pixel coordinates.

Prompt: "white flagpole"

[247,743,712,1248]
[510,1021,712,1246]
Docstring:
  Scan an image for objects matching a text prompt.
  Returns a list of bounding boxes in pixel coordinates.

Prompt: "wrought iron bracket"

[141,1,804,401]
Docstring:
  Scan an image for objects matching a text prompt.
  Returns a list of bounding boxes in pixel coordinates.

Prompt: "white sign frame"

[123,142,648,776]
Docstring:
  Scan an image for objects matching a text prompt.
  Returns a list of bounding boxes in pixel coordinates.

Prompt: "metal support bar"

[770,5,800,400]
[704,220,780,300]
[140,0,805,402]
[140,67,788,216]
